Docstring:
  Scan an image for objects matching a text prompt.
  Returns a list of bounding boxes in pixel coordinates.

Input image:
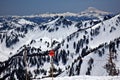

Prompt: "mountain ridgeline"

[0,8,120,80]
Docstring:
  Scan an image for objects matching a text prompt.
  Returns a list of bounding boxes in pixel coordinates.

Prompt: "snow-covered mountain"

[0,7,120,80]
[81,7,110,15]
[38,7,113,21]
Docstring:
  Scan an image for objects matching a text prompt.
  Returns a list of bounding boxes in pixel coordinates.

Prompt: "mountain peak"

[87,7,98,11]
[81,7,110,15]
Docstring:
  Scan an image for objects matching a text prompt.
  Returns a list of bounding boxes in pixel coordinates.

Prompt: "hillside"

[0,8,120,80]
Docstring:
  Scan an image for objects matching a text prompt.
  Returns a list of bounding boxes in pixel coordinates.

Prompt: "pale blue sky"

[0,0,120,16]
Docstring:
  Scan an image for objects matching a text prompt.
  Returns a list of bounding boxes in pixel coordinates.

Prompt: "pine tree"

[105,42,119,76]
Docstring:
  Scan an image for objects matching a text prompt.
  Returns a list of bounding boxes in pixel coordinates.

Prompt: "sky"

[0,0,120,16]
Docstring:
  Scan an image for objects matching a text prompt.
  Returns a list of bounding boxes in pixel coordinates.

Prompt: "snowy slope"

[40,76,120,80]
[45,13,119,77]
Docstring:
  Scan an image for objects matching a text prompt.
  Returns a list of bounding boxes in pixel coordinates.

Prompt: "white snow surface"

[39,76,120,80]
